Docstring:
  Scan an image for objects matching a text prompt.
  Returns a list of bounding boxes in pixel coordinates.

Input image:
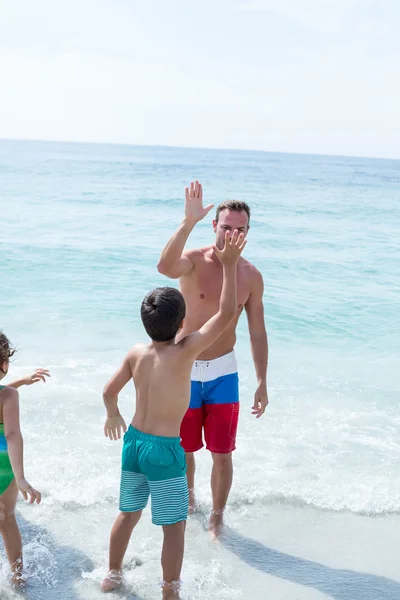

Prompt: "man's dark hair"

[215,200,250,224]
[0,331,15,374]
[141,287,186,342]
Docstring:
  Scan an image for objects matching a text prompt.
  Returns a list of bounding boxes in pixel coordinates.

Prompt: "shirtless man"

[157,181,268,535]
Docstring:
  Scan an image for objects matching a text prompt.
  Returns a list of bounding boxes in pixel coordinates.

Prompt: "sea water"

[0,139,399,599]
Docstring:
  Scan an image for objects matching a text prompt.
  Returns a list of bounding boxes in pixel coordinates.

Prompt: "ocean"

[0,138,399,599]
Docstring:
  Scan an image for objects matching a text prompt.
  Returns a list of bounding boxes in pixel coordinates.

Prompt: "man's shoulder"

[181,246,214,273]
[240,257,263,280]
[184,246,212,260]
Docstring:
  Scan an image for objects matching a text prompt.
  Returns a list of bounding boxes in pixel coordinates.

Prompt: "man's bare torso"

[178,246,258,360]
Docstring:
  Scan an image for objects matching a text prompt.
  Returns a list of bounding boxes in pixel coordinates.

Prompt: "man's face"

[213,209,250,250]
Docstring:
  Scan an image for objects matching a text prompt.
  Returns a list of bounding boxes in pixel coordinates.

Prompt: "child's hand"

[16,478,42,504]
[22,369,51,386]
[214,230,247,265]
[104,416,127,441]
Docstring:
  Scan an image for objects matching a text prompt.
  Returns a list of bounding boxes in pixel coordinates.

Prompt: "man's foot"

[101,570,123,592]
[208,509,224,540]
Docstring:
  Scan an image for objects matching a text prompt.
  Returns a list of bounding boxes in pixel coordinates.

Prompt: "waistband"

[125,425,180,445]
[191,350,237,383]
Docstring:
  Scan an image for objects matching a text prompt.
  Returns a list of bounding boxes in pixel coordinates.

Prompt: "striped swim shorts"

[119,426,188,526]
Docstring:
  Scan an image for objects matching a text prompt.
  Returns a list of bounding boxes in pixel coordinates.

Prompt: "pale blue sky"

[1,0,399,158]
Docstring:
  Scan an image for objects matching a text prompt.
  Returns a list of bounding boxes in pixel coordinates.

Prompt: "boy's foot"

[208,509,224,540]
[11,571,26,589]
[101,570,123,592]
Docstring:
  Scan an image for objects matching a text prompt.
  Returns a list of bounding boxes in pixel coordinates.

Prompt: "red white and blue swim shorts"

[180,351,239,454]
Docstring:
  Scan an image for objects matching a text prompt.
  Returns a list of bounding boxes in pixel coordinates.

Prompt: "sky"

[0,0,399,158]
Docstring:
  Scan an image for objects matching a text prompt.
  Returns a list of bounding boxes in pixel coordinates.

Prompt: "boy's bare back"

[127,341,197,437]
[103,229,246,442]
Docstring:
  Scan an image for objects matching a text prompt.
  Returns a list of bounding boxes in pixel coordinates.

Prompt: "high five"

[157,181,269,536]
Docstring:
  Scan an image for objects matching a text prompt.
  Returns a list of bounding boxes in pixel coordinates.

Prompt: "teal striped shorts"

[119,426,189,526]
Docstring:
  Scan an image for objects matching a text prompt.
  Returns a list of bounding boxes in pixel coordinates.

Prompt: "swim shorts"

[119,426,189,526]
[180,351,239,454]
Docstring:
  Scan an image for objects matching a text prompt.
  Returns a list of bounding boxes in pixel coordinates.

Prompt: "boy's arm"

[157,181,213,279]
[103,354,132,440]
[182,231,246,356]
[3,387,41,503]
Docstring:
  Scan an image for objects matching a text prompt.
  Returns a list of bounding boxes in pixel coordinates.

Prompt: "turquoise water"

[0,139,399,599]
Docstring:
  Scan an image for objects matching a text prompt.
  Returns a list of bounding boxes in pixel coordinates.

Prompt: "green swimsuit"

[0,385,15,494]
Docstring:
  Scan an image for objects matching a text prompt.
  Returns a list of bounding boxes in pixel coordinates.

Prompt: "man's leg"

[185,452,196,512]
[101,510,142,591]
[209,452,233,535]
[204,398,239,537]
[179,389,204,512]
[161,521,186,600]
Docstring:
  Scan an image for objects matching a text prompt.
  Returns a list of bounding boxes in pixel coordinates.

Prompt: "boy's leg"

[102,466,150,592]
[147,441,189,598]
[109,510,142,571]
[101,510,142,591]
[0,480,23,586]
[161,521,186,600]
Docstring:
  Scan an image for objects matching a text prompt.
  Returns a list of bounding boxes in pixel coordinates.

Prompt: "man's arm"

[245,271,269,418]
[183,231,246,357]
[157,181,214,279]
[103,354,132,440]
[157,220,196,279]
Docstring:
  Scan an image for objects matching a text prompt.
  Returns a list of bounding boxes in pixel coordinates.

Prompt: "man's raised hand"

[184,181,214,224]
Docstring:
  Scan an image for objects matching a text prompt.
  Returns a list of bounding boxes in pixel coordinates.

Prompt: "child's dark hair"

[141,287,186,342]
[0,331,15,373]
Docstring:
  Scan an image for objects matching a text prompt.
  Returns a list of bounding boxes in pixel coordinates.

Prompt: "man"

[157,181,268,536]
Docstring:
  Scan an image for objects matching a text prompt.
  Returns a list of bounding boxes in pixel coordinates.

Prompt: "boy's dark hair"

[0,331,15,374]
[141,287,186,342]
[215,200,250,225]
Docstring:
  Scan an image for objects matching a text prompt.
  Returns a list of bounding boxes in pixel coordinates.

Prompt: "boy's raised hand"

[214,230,247,265]
[104,415,127,441]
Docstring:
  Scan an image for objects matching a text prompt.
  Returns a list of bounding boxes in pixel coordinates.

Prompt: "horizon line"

[0,136,399,163]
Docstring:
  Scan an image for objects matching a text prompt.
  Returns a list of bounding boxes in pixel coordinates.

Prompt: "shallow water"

[0,139,399,598]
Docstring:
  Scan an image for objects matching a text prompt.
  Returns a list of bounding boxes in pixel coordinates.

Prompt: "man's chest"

[193,262,252,308]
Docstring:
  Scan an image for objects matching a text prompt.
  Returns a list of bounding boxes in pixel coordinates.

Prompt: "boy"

[101,229,246,599]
